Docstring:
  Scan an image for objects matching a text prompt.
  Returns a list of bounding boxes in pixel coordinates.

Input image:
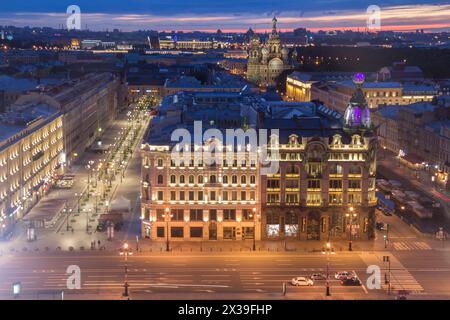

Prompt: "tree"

[137,94,158,110]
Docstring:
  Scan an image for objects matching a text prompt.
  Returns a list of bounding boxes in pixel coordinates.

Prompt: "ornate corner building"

[140,74,377,242]
[246,17,295,88]
[260,74,378,241]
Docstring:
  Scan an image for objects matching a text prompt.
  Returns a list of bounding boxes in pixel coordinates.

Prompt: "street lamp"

[75,192,81,213]
[162,208,173,252]
[249,208,259,251]
[345,207,357,251]
[119,243,133,297]
[65,207,72,231]
[322,241,335,296]
[86,208,92,232]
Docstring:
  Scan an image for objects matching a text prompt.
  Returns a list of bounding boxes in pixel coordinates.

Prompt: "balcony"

[307,172,322,179]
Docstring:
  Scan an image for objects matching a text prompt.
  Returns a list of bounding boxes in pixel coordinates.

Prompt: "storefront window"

[171,227,184,238]
[223,227,236,239]
[285,224,298,237]
[190,227,203,238]
[266,224,280,237]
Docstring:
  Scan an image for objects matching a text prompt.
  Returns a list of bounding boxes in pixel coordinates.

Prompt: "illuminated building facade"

[259,75,377,240]
[159,39,222,50]
[0,101,64,237]
[140,92,261,241]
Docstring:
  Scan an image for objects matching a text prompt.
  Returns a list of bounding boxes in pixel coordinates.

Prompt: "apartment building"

[0,100,64,237]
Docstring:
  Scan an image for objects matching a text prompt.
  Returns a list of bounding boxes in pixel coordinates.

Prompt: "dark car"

[376,222,385,230]
[340,277,362,286]
[310,273,327,280]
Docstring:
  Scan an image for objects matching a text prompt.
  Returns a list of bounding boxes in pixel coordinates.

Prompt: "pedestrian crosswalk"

[392,241,432,251]
[359,252,424,294]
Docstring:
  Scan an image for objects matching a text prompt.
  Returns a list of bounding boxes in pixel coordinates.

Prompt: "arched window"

[209,175,217,183]
[188,175,194,184]
[222,175,228,184]
[170,175,176,184]
[232,175,238,184]
[241,175,247,184]
[157,175,163,184]
[250,175,256,184]
[198,175,204,184]
[179,175,185,184]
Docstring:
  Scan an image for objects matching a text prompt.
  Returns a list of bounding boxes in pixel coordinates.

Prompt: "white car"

[334,271,353,280]
[291,277,314,286]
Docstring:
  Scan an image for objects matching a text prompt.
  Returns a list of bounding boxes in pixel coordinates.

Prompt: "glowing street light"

[119,243,133,297]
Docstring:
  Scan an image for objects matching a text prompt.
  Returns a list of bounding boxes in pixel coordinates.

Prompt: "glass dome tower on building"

[344,73,372,132]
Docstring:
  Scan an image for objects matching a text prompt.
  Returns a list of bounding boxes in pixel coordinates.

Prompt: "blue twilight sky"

[0,0,449,31]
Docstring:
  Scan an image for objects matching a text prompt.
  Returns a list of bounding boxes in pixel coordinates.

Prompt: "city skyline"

[0,1,449,32]
[0,2,449,305]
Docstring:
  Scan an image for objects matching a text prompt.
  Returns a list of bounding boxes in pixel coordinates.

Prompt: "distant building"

[127,76,166,103]
[373,96,450,189]
[163,75,252,97]
[219,58,247,76]
[81,40,102,49]
[0,75,60,113]
[247,17,295,88]
[377,61,424,82]
[311,78,438,113]
[159,39,220,50]
[286,71,355,102]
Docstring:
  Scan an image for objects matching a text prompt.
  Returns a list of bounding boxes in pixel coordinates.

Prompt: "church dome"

[269,57,283,68]
[343,73,372,131]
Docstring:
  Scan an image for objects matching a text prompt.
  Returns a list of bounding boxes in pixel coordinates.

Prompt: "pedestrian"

[98,240,101,246]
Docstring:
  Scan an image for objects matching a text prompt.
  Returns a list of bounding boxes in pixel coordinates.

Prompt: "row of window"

[155,174,257,185]
[266,192,364,204]
[162,190,257,202]
[155,226,255,239]
[267,179,364,189]
[152,208,256,221]
[150,158,258,168]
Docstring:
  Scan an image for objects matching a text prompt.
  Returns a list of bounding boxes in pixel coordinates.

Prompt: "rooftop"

[0,75,60,91]
[144,90,353,147]
[0,101,60,148]
[339,80,402,89]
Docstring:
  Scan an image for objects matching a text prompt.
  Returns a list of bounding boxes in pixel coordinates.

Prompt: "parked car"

[340,277,362,286]
[382,208,393,216]
[291,277,314,286]
[334,271,353,280]
[376,222,385,231]
[310,273,327,280]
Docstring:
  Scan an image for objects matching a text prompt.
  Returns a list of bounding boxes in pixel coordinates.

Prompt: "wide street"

[1,239,449,300]
[0,251,398,300]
